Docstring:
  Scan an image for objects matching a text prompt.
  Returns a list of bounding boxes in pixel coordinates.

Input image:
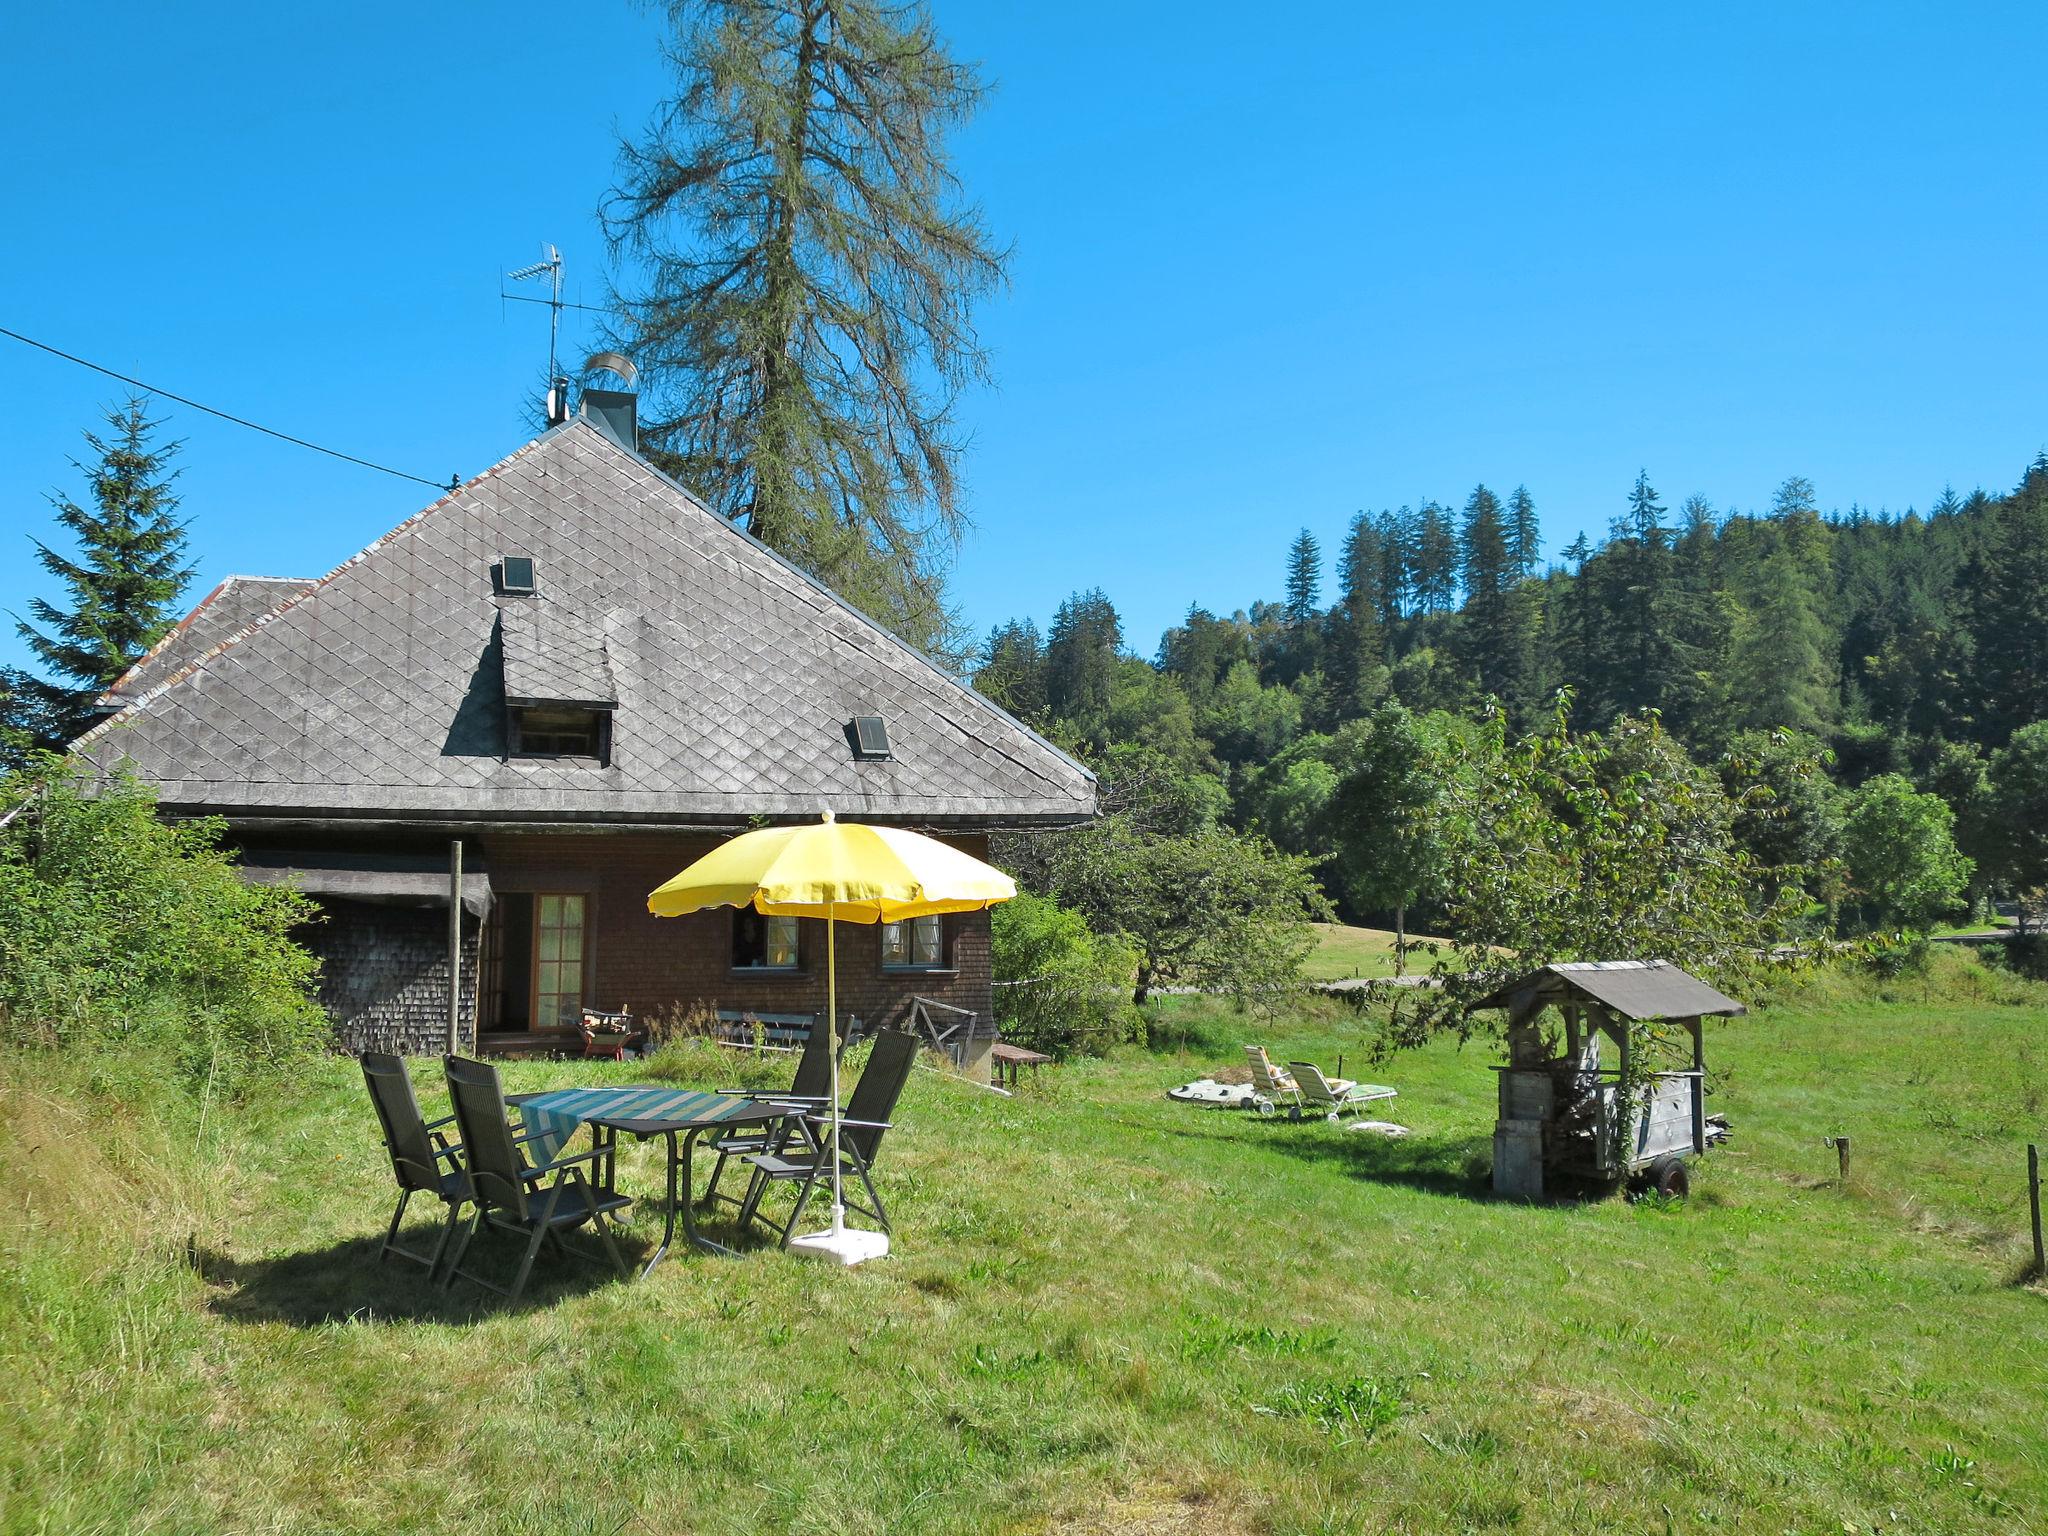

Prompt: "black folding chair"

[439,1055,633,1304]
[703,1021,838,1210]
[359,1051,469,1275]
[738,1028,918,1247]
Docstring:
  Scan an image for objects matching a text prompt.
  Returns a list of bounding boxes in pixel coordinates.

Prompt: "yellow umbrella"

[647,812,1016,1264]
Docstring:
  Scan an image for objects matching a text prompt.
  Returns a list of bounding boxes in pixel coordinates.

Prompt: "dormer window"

[511,705,610,762]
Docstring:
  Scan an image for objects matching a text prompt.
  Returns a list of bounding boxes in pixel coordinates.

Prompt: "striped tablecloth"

[518,1086,759,1165]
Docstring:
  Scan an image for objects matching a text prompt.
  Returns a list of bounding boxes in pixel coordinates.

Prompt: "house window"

[534,894,587,1029]
[733,910,800,971]
[881,914,947,970]
[512,706,610,761]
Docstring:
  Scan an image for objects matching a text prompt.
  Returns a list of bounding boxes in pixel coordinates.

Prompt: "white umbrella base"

[787,1226,891,1266]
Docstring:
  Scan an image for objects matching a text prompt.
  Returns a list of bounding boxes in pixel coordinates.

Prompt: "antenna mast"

[505,244,567,420]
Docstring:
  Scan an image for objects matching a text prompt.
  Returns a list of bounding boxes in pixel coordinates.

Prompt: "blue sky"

[3,2,2045,675]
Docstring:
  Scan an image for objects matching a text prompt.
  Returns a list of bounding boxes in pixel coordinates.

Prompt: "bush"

[990,893,1141,1056]
[0,757,326,1091]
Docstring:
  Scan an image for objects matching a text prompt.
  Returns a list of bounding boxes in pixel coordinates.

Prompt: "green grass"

[1301,921,1456,981]
[6,951,2048,1534]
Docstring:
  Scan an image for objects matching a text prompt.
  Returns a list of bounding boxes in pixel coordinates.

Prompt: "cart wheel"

[1255,1099,1276,1117]
[1647,1156,1691,1200]
[1327,1111,1342,1125]
[1286,1105,1303,1122]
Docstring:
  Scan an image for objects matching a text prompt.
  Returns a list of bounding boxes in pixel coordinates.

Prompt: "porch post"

[447,839,464,1055]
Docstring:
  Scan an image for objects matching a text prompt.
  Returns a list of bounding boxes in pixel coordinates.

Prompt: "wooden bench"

[713,1010,819,1053]
[990,1041,1052,1090]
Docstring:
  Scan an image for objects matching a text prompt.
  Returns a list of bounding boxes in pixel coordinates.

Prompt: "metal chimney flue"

[579,351,639,454]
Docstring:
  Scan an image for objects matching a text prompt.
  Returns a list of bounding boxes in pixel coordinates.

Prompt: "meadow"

[4,951,2045,1535]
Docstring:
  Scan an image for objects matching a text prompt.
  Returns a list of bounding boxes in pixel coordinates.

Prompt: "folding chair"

[1286,1060,1398,1124]
[738,1028,918,1247]
[359,1051,469,1275]
[702,1020,837,1210]
[439,1055,634,1304]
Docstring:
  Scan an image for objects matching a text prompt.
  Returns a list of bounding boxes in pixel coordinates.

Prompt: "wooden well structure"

[1471,961,1744,1199]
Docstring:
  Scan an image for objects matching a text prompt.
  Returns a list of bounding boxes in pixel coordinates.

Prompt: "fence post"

[2030,1143,2044,1279]
[1825,1134,1851,1185]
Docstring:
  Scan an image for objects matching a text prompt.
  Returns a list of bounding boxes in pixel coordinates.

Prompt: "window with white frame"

[880,914,946,970]
[732,910,800,971]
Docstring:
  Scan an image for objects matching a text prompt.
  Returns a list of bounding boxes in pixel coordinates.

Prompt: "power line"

[0,324,456,492]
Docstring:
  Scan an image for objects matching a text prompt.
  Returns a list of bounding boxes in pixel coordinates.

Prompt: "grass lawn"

[5,952,2047,1534]
[1303,922,1456,981]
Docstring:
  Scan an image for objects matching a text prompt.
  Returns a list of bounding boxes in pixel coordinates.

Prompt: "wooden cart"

[1471,961,1743,1200]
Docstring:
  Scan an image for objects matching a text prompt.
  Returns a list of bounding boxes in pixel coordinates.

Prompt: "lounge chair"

[1244,1045,1300,1115]
[439,1055,634,1303]
[359,1051,470,1275]
[737,1028,918,1247]
[1287,1060,1398,1124]
[702,1020,837,1210]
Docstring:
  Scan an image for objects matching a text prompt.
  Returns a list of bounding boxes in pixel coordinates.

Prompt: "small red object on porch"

[579,1007,643,1061]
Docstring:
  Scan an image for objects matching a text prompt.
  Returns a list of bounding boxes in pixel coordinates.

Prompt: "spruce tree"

[604,0,1004,646]
[12,397,194,746]
[1456,484,1524,708]
[975,619,1047,717]
[1505,484,1541,580]
[1970,455,2048,743]
[1283,528,1322,626]
[1413,501,1460,618]
[1334,511,1387,711]
[1375,510,1412,639]
[1044,588,1122,730]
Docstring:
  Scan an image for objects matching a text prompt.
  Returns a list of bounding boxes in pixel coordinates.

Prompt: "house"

[76,396,1096,1076]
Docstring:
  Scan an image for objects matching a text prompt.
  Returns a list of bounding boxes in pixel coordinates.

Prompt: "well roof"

[76,422,1096,829]
[1471,960,1745,1020]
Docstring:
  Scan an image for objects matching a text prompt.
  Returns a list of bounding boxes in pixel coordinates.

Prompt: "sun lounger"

[1287,1060,1398,1124]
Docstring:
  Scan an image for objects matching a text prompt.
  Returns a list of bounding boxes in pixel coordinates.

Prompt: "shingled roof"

[76,422,1095,829]
[99,574,317,708]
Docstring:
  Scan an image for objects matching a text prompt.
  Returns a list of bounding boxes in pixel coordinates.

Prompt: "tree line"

[976,459,2048,958]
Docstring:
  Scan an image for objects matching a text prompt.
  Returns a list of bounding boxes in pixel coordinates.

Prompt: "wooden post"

[447,839,463,1056]
[1827,1134,1851,1185]
[2030,1143,2044,1278]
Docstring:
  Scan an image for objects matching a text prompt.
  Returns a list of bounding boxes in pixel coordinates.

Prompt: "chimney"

[579,351,639,454]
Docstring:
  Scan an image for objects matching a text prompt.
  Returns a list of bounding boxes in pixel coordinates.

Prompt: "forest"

[974,456,2048,959]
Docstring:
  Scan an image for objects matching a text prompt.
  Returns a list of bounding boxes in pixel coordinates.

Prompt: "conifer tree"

[1456,484,1525,707]
[1970,454,2048,742]
[604,0,1004,645]
[1722,476,1836,736]
[1045,588,1122,731]
[1333,511,1388,710]
[1283,528,1322,627]
[1413,501,1459,618]
[1505,484,1541,580]
[1375,509,1412,637]
[975,619,1047,717]
[11,397,194,746]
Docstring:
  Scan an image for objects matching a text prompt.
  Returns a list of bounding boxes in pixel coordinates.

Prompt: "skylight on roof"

[851,715,891,759]
[499,556,536,595]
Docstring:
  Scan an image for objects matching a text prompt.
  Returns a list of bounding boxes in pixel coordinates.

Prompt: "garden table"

[513,1085,794,1274]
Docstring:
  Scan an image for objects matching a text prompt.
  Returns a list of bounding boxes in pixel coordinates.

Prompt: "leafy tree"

[989,892,1140,1055]
[603,0,1003,645]
[1199,659,1302,766]
[1324,703,1464,970]
[1720,728,1843,920]
[0,757,324,1087]
[1984,722,2048,926]
[1837,773,1972,934]
[1382,700,1808,1051]
[12,398,194,746]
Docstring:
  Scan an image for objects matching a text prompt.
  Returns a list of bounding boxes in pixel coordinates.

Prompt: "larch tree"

[9,397,194,748]
[604,0,1005,647]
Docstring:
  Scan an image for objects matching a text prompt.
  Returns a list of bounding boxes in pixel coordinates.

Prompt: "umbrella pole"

[826,903,846,1237]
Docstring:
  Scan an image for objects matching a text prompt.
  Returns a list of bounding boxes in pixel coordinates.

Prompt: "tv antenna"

[504,243,565,386]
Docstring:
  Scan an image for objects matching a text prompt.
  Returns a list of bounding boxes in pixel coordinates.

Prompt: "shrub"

[990,892,1141,1056]
[0,757,325,1090]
